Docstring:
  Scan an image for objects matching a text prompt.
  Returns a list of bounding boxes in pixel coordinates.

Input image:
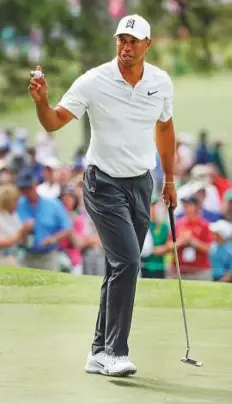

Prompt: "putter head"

[181,357,203,367]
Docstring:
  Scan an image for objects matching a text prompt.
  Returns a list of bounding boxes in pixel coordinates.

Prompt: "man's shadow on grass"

[108,376,231,402]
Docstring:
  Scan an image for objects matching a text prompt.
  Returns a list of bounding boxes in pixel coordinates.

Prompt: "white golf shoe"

[104,355,137,377]
[84,351,108,375]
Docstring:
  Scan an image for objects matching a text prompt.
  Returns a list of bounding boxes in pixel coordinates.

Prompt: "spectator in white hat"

[35,130,56,165]
[209,220,232,282]
[37,156,61,199]
[176,181,222,223]
[175,164,221,217]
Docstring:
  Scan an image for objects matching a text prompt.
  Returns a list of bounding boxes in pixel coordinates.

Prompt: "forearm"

[36,99,63,132]
[53,229,71,243]
[155,118,176,181]
[154,242,173,255]
[0,234,19,249]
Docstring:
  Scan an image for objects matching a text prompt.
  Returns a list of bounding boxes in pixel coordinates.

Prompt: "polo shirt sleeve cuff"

[57,101,86,120]
[158,111,172,122]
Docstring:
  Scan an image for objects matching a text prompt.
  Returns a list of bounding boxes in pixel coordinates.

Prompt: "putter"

[168,205,203,368]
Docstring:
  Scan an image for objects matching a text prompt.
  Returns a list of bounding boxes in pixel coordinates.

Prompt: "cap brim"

[45,164,61,170]
[113,29,147,40]
[181,198,199,204]
[17,183,33,189]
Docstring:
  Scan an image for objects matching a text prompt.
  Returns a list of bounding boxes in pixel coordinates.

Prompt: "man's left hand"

[161,182,177,209]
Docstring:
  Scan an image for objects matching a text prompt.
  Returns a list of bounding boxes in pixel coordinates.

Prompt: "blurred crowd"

[1,126,232,282]
[142,129,232,283]
[0,127,104,275]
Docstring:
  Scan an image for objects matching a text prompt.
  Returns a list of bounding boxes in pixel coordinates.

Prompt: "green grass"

[0,72,231,166]
[1,267,232,404]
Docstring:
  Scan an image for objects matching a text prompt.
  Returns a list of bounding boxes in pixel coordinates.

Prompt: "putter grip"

[168,205,176,242]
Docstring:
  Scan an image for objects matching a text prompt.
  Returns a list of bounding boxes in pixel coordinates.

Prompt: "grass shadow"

[108,376,232,402]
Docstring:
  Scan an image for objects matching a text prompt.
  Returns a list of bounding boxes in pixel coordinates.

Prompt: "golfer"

[28,14,177,377]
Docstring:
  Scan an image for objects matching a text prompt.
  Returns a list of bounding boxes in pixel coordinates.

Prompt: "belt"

[90,165,149,181]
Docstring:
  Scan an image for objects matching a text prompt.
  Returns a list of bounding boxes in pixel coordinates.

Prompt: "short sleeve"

[159,74,174,122]
[58,71,93,119]
[17,198,30,222]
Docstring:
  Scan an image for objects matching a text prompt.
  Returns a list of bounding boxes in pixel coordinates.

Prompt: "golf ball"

[30,70,43,79]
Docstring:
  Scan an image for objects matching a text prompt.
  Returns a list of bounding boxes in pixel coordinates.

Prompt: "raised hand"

[28,65,47,104]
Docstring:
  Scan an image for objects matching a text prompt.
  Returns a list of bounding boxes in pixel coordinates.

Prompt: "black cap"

[16,168,34,189]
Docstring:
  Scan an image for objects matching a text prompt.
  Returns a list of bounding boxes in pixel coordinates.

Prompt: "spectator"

[0,131,10,164]
[209,220,232,282]
[211,170,232,201]
[141,195,169,279]
[168,195,212,280]
[222,189,232,224]
[59,184,90,275]
[27,147,44,184]
[16,168,71,271]
[6,141,31,174]
[0,164,13,185]
[176,164,221,217]
[70,156,86,188]
[35,130,56,164]
[57,166,71,187]
[211,141,227,178]
[177,181,222,223]
[195,130,212,165]
[14,127,29,148]
[37,156,61,199]
[175,133,195,180]
[0,184,33,265]
[75,180,105,276]
[4,128,14,145]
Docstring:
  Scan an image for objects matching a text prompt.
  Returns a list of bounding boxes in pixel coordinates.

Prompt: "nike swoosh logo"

[148,91,158,96]
[96,361,105,368]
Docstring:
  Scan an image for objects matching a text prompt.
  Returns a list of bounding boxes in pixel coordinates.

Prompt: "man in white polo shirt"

[29,14,177,377]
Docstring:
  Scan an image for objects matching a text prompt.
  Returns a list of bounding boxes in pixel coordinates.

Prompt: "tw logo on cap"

[126,19,135,29]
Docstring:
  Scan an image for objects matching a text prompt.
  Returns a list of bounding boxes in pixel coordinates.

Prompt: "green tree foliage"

[138,0,232,73]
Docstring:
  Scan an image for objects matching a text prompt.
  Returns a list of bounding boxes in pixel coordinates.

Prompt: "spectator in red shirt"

[161,195,212,280]
[172,195,212,280]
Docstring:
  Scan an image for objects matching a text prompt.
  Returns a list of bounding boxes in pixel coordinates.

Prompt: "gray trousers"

[83,165,153,356]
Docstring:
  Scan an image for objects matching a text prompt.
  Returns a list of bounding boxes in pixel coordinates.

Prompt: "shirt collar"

[111,58,150,83]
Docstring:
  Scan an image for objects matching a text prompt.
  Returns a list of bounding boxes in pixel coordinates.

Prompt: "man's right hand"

[28,65,47,104]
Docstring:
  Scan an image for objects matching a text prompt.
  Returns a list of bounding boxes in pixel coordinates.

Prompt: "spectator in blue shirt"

[16,168,71,271]
[195,130,212,165]
[209,220,232,282]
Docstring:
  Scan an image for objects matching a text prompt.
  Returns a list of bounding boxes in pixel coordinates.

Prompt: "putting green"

[0,267,232,404]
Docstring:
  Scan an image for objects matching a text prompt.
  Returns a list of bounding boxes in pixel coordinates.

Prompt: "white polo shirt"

[59,58,173,177]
